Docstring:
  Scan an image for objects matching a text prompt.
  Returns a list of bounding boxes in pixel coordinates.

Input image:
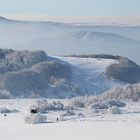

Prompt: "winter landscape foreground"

[0,49,140,139]
[0,15,140,139]
[0,99,140,140]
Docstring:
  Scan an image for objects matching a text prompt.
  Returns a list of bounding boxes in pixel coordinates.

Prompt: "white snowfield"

[0,121,140,140]
[0,99,140,140]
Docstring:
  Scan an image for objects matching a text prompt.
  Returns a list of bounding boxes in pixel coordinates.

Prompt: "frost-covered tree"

[32,61,72,82]
[33,99,64,113]
[102,83,140,101]
[0,89,11,99]
[106,57,140,83]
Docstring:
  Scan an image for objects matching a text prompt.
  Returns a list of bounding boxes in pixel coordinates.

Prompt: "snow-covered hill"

[0,16,140,65]
[56,56,122,95]
[0,49,140,98]
[0,17,140,140]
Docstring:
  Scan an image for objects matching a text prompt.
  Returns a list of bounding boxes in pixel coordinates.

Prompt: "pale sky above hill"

[0,0,139,16]
[0,0,140,25]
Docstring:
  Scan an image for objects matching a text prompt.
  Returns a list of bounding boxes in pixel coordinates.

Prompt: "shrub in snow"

[66,96,99,109]
[0,89,11,99]
[105,100,126,108]
[107,106,121,114]
[88,100,125,110]
[34,100,64,113]
[77,112,84,117]
[102,83,140,101]
[89,102,107,110]
[69,99,85,109]
[101,86,123,101]
[24,113,47,124]
[85,96,99,108]
[0,107,18,113]
[68,96,88,109]
[62,110,75,116]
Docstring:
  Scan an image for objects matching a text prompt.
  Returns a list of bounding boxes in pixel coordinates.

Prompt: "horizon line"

[1,15,140,26]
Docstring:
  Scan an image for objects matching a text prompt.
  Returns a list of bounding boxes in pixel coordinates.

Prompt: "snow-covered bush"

[107,106,121,114]
[105,100,126,107]
[61,110,75,116]
[0,89,11,99]
[77,112,84,117]
[88,100,125,110]
[0,107,18,113]
[24,113,47,124]
[33,100,64,113]
[102,83,140,101]
[89,102,107,110]
[68,96,88,109]
[85,96,99,108]
[68,95,100,109]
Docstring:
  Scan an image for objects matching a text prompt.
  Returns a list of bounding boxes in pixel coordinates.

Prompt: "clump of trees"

[0,89,11,99]
[106,57,140,83]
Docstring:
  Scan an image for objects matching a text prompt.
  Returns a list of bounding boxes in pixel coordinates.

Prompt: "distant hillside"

[0,16,140,65]
[0,49,139,98]
[65,54,140,84]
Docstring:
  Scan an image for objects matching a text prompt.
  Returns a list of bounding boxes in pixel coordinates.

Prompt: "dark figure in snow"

[56,117,59,122]
[4,114,7,121]
[30,109,38,114]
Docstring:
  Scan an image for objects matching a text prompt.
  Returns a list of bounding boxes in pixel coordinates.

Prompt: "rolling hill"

[0,16,140,65]
[0,49,140,98]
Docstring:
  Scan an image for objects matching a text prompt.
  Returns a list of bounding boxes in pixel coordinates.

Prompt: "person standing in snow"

[4,114,7,121]
[56,117,59,122]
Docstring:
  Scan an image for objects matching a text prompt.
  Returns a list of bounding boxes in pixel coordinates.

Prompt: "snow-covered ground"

[0,99,140,140]
[0,120,140,140]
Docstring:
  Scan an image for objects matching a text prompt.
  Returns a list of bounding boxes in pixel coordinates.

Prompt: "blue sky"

[0,0,139,16]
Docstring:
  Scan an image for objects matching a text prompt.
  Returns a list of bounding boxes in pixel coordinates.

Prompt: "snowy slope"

[55,56,123,95]
[0,48,138,98]
[0,16,140,65]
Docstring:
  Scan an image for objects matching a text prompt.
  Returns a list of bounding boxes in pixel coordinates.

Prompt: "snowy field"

[0,99,140,140]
